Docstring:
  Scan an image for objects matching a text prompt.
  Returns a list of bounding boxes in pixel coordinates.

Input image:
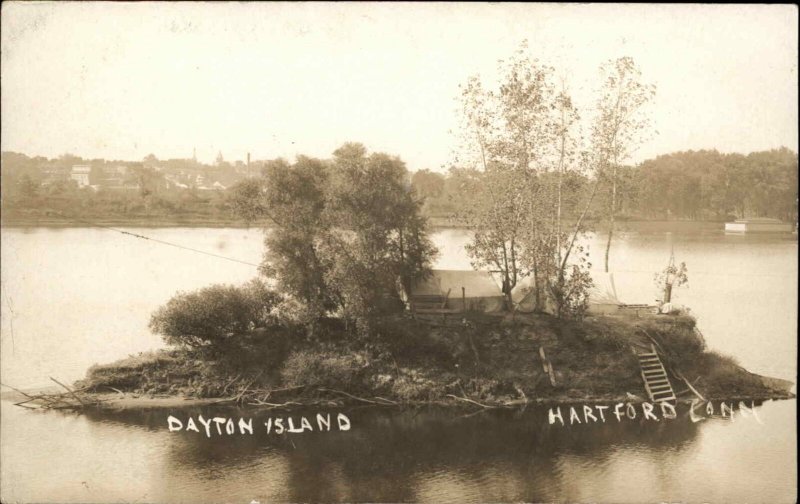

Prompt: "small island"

[72,309,793,411]
[13,141,792,412]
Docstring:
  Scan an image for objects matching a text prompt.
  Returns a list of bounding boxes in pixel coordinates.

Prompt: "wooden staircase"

[636,347,676,403]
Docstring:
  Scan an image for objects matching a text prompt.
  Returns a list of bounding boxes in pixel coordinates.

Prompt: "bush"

[149,278,283,350]
[216,325,293,369]
[280,349,368,389]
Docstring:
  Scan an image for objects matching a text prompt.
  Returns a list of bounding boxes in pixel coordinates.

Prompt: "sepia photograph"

[0,2,797,503]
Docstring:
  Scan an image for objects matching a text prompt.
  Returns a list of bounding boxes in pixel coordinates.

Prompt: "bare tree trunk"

[663,282,673,304]
[604,162,618,273]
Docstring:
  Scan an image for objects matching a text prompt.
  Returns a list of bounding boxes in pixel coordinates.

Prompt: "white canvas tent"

[409,269,505,313]
[511,271,623,314]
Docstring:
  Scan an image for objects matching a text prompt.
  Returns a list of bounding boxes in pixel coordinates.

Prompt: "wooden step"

[650,386,675,394]
[651,392,674,399]
[652,396,676,403]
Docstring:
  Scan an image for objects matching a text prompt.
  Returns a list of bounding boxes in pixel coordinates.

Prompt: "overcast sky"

[1,3,797,171]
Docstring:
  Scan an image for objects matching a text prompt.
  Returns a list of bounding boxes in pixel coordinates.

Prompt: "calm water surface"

[1,399,795,503]
[1,225,796,502]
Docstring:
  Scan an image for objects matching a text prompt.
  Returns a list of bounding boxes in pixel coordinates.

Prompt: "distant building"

[40,166,70,185]
[102,165,129,177]
[70,165,91,187]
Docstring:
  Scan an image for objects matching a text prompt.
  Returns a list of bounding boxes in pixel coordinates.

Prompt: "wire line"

[48,211,261,268]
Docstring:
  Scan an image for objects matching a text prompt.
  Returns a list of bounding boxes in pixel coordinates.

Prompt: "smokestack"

[247,152,250,167]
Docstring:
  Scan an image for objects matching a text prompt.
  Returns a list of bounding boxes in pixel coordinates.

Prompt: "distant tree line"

[2,147,796,227]
[411,147,798,223]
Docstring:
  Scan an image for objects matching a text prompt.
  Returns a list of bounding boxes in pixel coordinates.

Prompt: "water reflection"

[2,399,795,503]
[82,403,703,503]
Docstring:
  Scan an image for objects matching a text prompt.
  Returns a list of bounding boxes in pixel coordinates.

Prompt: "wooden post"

[462,287,466,313]
[538,347,557,386]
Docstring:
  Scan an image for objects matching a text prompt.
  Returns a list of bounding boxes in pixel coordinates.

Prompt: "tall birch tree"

[592,57,655,272]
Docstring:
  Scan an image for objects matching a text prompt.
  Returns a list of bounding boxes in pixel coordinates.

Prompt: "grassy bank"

[76,312,793,407]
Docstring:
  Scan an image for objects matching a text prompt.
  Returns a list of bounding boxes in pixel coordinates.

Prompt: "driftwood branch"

[50,377,86,406]
[247,399,303,408]
[446,393,497,409]
[318,388,391,406]
[1,383,36,400]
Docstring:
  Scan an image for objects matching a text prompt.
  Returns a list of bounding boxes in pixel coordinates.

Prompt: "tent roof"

[412,269,503,298]
[586,272,621,305]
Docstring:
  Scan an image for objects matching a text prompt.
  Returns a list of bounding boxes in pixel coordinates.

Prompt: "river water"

[1,224,797,502]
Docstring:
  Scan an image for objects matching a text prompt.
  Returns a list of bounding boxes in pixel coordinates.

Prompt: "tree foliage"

[229,143,437,335]
[149,279,283,349]
[452,42,597,316]
[322,144,437,334]
[636,148,798,221]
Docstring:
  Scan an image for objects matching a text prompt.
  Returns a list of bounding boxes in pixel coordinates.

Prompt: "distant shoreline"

[0,215,735,231]
[0,216,268,229]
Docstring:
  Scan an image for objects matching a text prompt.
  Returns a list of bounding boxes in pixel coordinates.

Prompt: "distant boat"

[724,217,794,233]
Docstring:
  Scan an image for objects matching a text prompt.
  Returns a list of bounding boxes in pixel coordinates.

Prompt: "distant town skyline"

[2,3,797,171]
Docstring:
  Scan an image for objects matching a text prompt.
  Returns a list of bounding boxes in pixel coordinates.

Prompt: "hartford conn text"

[548,400,763,426]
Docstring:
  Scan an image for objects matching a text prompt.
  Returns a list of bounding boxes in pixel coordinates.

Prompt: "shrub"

[280,349,367,389]
[216,325,293,369]
[149,278,283,350]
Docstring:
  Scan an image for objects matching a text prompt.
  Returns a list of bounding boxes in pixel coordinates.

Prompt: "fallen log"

[318,387,390,406]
